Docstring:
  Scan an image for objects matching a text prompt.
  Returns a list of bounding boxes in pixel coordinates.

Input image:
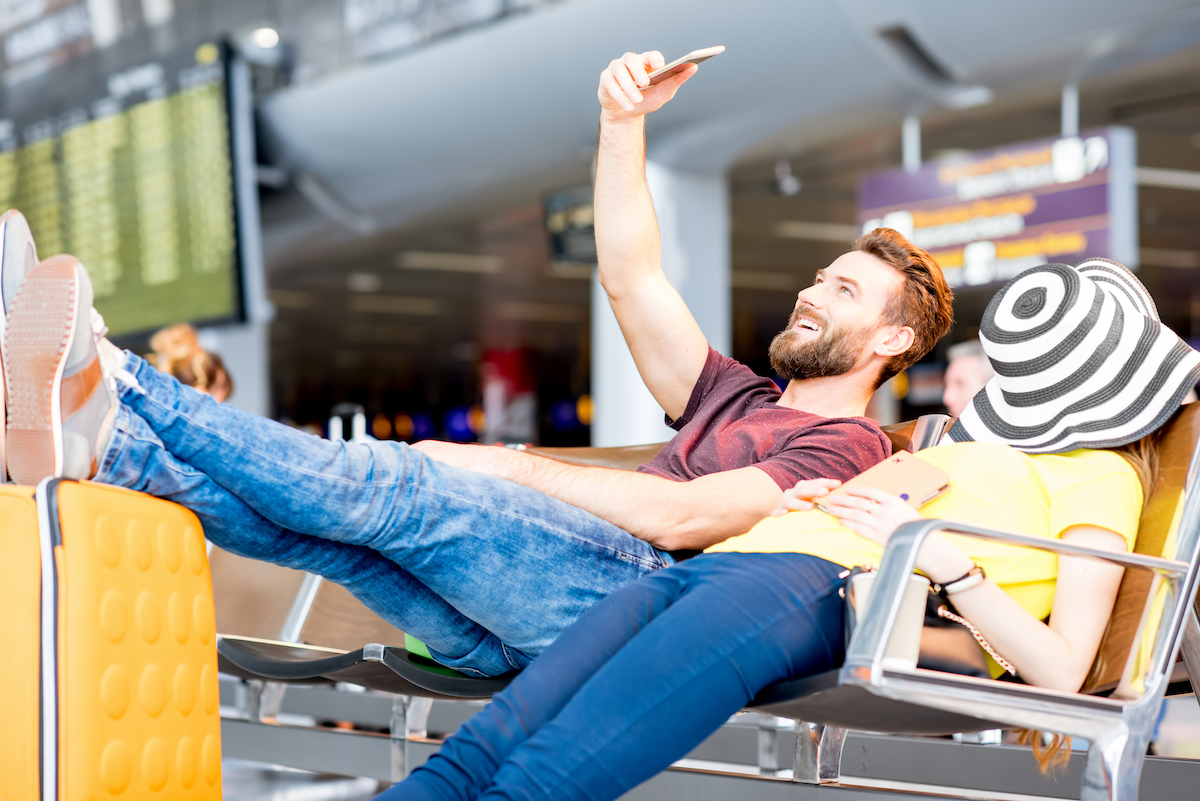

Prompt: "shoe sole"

[0,209,39,483]
[5,257,79,486]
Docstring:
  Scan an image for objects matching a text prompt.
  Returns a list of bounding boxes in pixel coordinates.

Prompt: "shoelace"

[90,308,108,339]
[112,368,145,394]
[936,605,1017,676]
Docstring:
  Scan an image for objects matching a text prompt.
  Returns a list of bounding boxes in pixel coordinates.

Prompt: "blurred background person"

[942,340,995,418]
[147,324,234,403]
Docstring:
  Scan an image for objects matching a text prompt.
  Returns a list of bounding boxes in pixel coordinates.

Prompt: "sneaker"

[0,209,38,314]
[0,209,39,481]
[4,256,115,484]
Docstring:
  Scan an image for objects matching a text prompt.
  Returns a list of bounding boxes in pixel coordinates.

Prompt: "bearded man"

[0,51,952,678]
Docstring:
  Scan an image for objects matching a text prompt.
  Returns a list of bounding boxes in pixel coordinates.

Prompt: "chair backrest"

[210,547,309,641]
[1082,402,1200,694]
[528,415,951,472]
[525,442,668,471]
[299,580,406,650]
[882,414,952,454]
[880,420,916,453]
[210,546,406,649]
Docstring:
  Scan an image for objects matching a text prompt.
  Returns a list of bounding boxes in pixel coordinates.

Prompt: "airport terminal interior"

[3,0,1200,799]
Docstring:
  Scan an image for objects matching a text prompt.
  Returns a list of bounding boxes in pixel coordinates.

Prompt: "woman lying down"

[380,259,1200,801]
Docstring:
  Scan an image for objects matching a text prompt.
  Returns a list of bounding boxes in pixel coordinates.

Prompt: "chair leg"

[243,679,287,723]
[756,714,788,774]
[1081,733,1150,801]
[391,695,413,782]
[792,723,847,784]
[407,696,433,739]
[390,695,435,782]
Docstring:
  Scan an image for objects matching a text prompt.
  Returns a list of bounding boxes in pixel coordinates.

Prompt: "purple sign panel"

[859,127,1137,288]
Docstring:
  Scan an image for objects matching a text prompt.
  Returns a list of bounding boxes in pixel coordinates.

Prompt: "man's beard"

[769,308,874,380]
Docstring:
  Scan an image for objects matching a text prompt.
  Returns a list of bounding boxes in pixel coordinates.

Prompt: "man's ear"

[874,326,915,358]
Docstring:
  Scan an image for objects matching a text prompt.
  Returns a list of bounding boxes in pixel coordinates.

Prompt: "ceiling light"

[942,85,993,110]
[251,27,279,48]
[775,159,801,196]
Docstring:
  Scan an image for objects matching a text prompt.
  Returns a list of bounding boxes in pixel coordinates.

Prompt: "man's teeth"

[798,319,820,331]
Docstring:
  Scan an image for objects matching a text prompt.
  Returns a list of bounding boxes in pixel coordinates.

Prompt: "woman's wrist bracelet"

[931,565,986,596]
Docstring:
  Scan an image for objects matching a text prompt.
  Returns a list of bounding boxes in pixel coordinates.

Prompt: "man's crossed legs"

[0,254,674,677]
[94,352,673,677]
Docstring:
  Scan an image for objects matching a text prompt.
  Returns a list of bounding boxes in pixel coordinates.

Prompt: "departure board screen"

[0,44,242,336]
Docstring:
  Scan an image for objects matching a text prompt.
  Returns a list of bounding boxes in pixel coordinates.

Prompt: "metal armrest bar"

[845,518,1195,689]
[912,523,1189,573]
[908,414,951,452]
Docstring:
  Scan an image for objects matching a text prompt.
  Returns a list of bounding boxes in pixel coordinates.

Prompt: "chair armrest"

[845,519,1190,680]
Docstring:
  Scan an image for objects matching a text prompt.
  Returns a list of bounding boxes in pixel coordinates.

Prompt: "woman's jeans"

[94,352,673,677]
[385,552,846,801]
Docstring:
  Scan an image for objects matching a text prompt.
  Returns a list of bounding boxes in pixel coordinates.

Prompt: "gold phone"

[646,46,726,85]
[817,450,950,513]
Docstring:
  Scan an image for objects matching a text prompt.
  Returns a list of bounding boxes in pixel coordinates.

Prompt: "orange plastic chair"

[0,478,222,800]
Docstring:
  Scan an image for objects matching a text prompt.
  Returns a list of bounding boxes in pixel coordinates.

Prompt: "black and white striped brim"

[948,258,1200,454]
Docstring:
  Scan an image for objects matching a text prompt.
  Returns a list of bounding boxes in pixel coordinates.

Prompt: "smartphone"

[646,45,726,86]
[816,450,950,513]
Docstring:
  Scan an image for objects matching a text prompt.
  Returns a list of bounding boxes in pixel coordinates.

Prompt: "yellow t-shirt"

[706,442,1143,622]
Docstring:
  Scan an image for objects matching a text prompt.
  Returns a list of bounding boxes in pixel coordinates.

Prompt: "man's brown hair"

[853,227,954,387]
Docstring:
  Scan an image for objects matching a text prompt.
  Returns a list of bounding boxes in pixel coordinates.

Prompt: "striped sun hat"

[948,258,1200,454]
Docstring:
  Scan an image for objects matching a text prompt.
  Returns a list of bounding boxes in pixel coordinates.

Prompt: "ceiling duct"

[878,25,955,84]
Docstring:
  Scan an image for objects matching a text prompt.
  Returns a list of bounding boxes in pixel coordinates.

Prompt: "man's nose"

[795,286,822,309]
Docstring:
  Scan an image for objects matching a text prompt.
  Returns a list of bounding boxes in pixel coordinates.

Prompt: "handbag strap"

[936,605,1017,676]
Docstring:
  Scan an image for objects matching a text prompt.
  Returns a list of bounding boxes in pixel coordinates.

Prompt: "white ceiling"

[261,0,1200,240]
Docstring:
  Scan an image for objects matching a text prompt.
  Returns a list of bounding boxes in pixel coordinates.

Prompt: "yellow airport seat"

[0,485,39,801]
[2,478,222,801]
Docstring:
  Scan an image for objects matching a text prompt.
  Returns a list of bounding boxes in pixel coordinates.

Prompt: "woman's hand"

[770,478,843,516]
[816,486,922,547]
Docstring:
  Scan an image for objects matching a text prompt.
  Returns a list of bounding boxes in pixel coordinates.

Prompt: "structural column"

[200,50,275,419]
[591,163,730,447]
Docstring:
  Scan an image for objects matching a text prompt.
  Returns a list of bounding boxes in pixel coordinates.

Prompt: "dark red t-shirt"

[637,348,891,489]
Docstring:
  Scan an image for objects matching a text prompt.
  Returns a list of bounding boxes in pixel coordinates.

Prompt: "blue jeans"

[94,353,673,677]
[384,552,846,801]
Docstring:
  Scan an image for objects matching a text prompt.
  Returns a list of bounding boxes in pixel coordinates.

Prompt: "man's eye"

[840,286,852,295]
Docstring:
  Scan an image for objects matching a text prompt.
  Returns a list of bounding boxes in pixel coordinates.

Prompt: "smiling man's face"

[769,251,903,381]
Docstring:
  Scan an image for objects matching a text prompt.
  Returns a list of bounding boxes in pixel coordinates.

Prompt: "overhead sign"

[859,127,1137,288]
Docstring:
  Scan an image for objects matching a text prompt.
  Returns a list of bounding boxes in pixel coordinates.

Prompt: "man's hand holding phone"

[598,51,699,123]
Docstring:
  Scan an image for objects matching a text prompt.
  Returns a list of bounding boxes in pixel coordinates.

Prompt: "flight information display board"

[0,43,242,336]
[858,127,1137,289]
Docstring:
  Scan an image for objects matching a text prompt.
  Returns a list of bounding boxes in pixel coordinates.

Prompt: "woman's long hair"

[1017,427,1164,773]
[1113,428,1163,501]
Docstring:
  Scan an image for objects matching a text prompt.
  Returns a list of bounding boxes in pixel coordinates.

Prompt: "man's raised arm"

[595,51,710,421]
